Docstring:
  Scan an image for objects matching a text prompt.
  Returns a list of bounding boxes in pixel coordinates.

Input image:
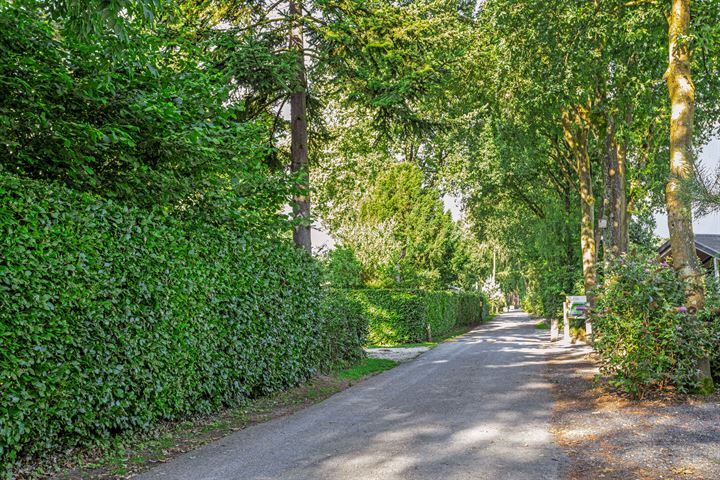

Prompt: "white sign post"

[563,295,587,344]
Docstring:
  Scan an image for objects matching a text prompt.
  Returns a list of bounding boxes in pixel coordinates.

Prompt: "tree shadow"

[548,342,720,480]
[140,313,567,479]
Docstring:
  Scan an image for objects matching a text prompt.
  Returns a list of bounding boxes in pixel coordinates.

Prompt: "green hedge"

[349,290,426,345]
[320,290,369,367]
[0,175,364,469]
[350,289,485,345]
[457,292,485,325]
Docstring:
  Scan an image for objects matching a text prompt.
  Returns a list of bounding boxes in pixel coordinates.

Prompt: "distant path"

[140,312,564,480]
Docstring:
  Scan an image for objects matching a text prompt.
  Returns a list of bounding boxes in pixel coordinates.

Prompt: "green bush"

[350,289,485,345]
[591,256,715,396]
[320,247,364,288]
[523,266,581,320]
[0,175,362,470]
[700,278,720,384]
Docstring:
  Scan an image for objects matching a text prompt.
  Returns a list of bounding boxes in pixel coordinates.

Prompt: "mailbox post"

[563,295,588,344]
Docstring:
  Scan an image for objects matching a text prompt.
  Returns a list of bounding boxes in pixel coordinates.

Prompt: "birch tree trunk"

[664,0,712,388]
[290,0,312,252]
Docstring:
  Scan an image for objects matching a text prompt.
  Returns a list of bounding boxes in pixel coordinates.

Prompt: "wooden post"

[585,317,592,341]
[551,316,559,342]
[563,301,571,344]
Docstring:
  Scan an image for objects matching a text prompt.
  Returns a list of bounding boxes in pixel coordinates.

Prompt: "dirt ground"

[547,344,720,480]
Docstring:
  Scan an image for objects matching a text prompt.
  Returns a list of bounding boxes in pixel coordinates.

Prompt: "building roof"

[658,233,720,258]
[695,234,720,257]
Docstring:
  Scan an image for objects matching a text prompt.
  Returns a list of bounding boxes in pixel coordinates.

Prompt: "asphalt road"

[140,311,564,480]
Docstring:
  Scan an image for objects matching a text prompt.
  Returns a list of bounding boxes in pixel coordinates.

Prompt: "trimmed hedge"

[320,290,369,367]
[350,289,485,345]
[457,292,486,325]
[0,175,364,469]
[349,289,426,345]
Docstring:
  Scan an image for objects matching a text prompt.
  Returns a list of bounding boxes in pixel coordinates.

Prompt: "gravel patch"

[547,343,720,480]
[363,346,430,362]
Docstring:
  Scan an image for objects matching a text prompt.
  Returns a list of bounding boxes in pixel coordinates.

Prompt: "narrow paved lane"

[141,312,564,480]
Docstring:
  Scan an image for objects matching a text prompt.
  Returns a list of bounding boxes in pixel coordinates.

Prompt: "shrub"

[523,266,581,320]
[0,175,362,471]
[700,278,720,384]
[591,256,715,396]
[350,289,485,345]
[320,247,364,288]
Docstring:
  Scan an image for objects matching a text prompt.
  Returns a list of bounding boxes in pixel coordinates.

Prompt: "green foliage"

[320,247,364,288]
[591,256,715,396]
[354,163,458,289]
[349,289,426,345]
[700,279,720,384]
[423,291,458,340]
[0,2,273,209]
[0,175,360,471]
[523,266,582,320]
[349,289,484,346]
[315,0,472,131]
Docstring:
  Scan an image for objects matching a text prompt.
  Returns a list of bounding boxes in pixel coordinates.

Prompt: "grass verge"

[15,358,398,480]
[335,358,397,380]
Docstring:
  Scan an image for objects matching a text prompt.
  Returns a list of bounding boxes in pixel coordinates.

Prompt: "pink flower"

[676,306,688,314]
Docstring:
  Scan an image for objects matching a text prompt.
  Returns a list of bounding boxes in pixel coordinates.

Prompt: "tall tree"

[602,114,629,265]
[562,107,598,302]
[664,0,704,310]
[289,0,312,251]
[663,0,712,386]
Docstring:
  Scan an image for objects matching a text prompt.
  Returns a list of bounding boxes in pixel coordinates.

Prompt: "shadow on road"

[142,312,565,480]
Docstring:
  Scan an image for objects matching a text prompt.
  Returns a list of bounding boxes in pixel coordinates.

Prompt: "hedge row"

[0,175,365,469]
[349,289,486,345]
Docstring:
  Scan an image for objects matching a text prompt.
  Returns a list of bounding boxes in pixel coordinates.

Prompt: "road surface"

[140,311,564,480]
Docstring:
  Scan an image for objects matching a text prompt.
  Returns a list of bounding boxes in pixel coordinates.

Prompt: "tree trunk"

[290,0,311,253]
[602,116,629,268]
[563,183,575,270]
[492,248,497,284]
[563,110,597,304]
[664,0,712,389]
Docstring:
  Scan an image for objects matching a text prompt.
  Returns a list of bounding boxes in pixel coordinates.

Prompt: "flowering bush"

[699,278,720,384]
[481,278,505,313]
[590,255,715,396]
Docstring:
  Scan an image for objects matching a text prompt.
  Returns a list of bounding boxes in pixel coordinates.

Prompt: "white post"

[563,301,571,344]
[714,256,719,280]
[551,316,559,342]
[585,317,592,340]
